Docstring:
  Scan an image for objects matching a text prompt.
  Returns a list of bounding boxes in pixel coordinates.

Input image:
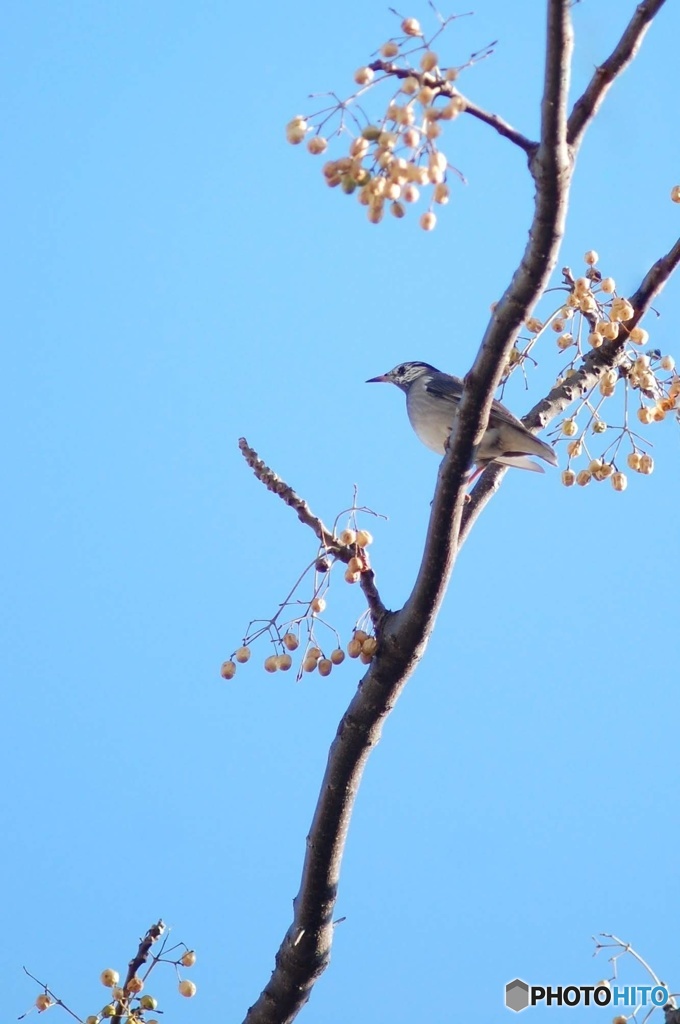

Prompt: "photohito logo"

[505,978,670,1012]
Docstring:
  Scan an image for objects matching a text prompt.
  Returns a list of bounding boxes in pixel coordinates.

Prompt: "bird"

[366,361,558,476]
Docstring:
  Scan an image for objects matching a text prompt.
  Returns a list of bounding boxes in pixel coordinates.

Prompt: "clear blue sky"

[3,2,680,1022]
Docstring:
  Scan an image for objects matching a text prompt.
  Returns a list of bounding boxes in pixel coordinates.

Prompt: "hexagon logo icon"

[505,978,530,1012]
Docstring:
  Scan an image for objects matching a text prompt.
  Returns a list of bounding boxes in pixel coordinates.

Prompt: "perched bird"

[366,361,558,475]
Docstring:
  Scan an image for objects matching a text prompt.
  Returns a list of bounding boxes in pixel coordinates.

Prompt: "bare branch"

[568,0,668,150]
[239,438,388,626]
[458,94,537,155]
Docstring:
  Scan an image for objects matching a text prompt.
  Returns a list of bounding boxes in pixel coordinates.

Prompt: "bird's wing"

[424,374,526,429]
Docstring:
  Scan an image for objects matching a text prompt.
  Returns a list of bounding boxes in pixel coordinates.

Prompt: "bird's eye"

[397,365,406,376]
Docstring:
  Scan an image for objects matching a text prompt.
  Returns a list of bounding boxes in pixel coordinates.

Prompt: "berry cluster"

[221,524,380,681]
[503,250,678,492]
[26,928,196,1024]
[286,15,483,230]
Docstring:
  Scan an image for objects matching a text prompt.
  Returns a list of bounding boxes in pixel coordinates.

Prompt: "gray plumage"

[366,361,558,473]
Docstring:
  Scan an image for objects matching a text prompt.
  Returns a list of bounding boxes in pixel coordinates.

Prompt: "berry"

[402,184,420,204]
[601,322,619,340]
[588,331,603,348]
[276,653,293,671]
[629,326,649,344]
[390,201,406,219]
[380,41,399,58]
[362,637,378,657]
[401,17,422,36]
[101,970,119,988]
[347,639,362,658]
[318,659,333,677]
[627,452,642,471]
[592,420,607,434]
[354,66,374,86]
[235,646,251,664]
[600,277,616,293]
[330,648,345,665]
[576,470,592,487]
[557,333,573,350]
[525,317,543,333]
[302,656,318,673]
[140,996,157,1011]
[566,440,582,458]
[101,1008,115,1019]
[610,297,634,322]
[356,529,373,547]
[339,528,356,545]
[420,212,437,231]
[178,980,196,998]
[181,951,196,967]
[285,118,307,145]
[612,472,627,492]
[420,51,438,71]
[307,136,328,156]
[433,183,450,204]
[584,250,599,264]
[35,995,52,1012]
[562,419,577,437]
[670,185,680,203]
[220,660,236,680]
[282,633,299,651]
[310,597,326,614]
[661,354,675,371]
[639,454,654,475]
[344,568,361,584]
[561,469,576,487]
[127,977,143,994]
[264,655,278,673]
[637,406,654,424]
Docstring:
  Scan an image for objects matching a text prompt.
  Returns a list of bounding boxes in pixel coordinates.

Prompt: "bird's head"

[366,361,438,393]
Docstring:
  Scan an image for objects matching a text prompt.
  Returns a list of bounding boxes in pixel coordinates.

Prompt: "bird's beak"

[366,374,390,383]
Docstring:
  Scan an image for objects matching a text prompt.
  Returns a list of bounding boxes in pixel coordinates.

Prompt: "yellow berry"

[235,646,251,664]
[264,655,278,673]
[400,75,420,95]
[629,326,649,344]
[557,333,573,350]
[317,658,333,677]
[670,185,680,203]
[221,660,236,680]
[285,117,307,145]
[552,319,566,333]
[637,406,654,424]
[425,120,441,140]
[111,988,124,1001]
[613,1017,628,1024]
[574,276,591,294]
[601,322,619,340]
[561,469,576,487]
[339,528,356,545]
[562,419,577,437]
[354,66,374,86]
[599,277,616,293]
[101,1007,116,1018]
[566,440,582,458]
[381,41,399,58]
[330,648,345,665]
[584,250,599,264]
[282,632,299,651]
[402,184,419,203]
[310,596,326,614]
[610,297,634,322]
[356,529,373,547]
[390,201,406,219]
[181,951,196,967]
[661,354,675,371]
[588,331,603,348]
[401,17,422,36]
[420,51,438,72]
[420,211,437,231]
[347,638,362,658]
[354,630,368,643]
[36,995,52,1012]
[403,127,419,148]
[344,568,361,584]
[362,637,378,656]
[276,653,293,671]
[178,980,196,998]
[525,317,543,333]
[127,977,143,994]
[612,472,627,492]
[302,656,318,673]
[85,1018,99,1024]
[592,419,607,434]
[576,470,592,487]
[627,452,642,471]
[639,454,654,475]
[348,555,364,573]
[100,970,119,988]
[359,650,374,665]
[418,86,436,106]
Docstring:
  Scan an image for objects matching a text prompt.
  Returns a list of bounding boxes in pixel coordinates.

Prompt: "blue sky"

[3,2,680,1022]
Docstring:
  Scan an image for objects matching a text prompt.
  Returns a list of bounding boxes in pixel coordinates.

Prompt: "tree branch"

[459,94,537,156]
[238,438,388,626]
[567,0,668,150]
